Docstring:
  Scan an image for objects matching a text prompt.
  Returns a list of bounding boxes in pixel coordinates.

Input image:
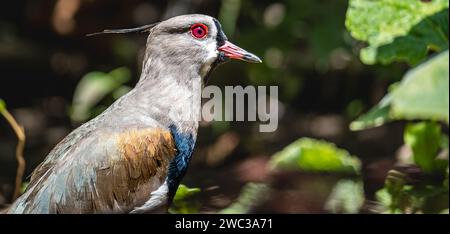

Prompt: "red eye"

[190,23,208,39]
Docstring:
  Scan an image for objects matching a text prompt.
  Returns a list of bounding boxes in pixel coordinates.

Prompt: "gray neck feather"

[124,42,204,139]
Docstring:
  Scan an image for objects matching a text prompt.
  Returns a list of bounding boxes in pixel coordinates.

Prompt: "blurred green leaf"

[0,99,6,112]
[375,188,395,213]
[219,183,270,214]
[173,184,201,201]
[382,170,410,213]
[112,86,133,100]
[219,0,241,37]
[346,99,365,120]
[350,98,391,131]
[351,50,449,130]
[270,138,361,175]
[405,122,448,174]
[20,182,29,194]
[417,186,449,214]
[169,184,201,214]
[375,187,407,214]
[346,0,449,65]
[70,67,131,122]
[442,134,449,150]
[324,179,364,214]
[390,50,449,123]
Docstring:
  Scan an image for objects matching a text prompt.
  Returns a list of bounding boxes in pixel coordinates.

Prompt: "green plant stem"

[0,109,26,201]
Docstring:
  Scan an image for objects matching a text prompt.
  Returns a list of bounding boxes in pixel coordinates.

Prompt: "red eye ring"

[190,23,208,39]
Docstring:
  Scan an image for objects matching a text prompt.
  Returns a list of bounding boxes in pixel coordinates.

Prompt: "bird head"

[151,15,262,77]
[89,14,262,80]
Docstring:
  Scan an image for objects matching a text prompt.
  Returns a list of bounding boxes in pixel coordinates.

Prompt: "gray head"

[90,14,262,82]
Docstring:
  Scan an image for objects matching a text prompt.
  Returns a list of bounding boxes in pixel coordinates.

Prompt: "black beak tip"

[244,54,263,63]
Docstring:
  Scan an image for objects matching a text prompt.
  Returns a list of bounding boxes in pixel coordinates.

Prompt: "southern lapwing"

[6,14,261,214]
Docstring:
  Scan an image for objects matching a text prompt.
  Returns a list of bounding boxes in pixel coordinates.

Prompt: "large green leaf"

[390,50,449,122]
[351,50,449,130]
[269,138,361,175]
[346,0,449,65]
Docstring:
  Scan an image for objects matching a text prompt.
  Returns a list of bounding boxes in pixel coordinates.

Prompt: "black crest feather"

[86,23,159,37]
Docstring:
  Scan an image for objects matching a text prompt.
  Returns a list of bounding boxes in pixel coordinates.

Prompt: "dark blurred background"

[0,0,411,213]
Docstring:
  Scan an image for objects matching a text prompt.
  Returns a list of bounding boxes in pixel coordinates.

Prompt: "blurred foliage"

[218,0,241,37]
[350,99,391,131]
[20,182,29,194]
[347,0,449,214]
[0,98,26,200]
[375,169,449,214]
[0,99,5,113]
[346,0,449,65]
[372,121,450,213]
[404,122,448,174]
[389,51,449,123]
[71,67,132,123]
[324,179,364,214]
[270,138,361,175]
[219,183,271,214]
[180,0,449,214]
[223,138,365,214]
[1,0,448,214]
[351,50,450,130]
[169,183,271,214]
[235,0,353,101]
[169,184,202,214]
[266,137,366,214]
[348,1,449,129]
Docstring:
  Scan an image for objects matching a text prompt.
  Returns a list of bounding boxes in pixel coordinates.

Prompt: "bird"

[6,14,261,214]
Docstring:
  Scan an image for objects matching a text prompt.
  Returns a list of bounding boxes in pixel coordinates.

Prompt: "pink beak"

[218,41,262,63]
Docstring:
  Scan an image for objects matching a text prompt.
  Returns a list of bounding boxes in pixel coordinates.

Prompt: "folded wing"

[7,127,177,214]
